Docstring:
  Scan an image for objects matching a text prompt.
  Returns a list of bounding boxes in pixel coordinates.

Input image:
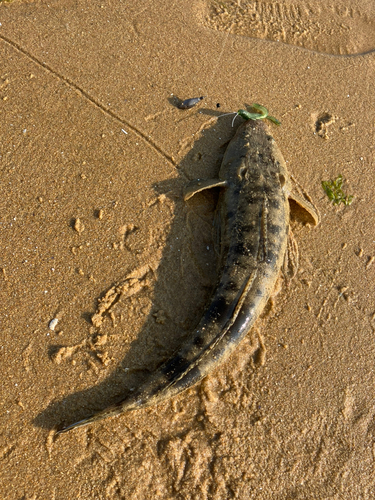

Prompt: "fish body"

[57,119,317,434]
[177,96,205,109]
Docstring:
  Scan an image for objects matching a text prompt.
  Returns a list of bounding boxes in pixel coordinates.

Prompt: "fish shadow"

[33,113,239,432]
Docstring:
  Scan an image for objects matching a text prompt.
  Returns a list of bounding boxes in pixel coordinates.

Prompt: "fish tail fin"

[55,399,137,435]
[55,414,100,435]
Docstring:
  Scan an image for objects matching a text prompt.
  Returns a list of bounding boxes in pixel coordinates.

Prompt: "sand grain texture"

[0,0,374,498]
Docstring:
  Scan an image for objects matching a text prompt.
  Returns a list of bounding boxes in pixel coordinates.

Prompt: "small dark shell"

[178,96,205,109]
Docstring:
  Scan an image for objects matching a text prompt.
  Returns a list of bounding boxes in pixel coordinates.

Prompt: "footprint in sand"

[200,0,375,55]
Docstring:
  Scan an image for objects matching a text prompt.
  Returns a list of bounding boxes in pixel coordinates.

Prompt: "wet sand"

[0,0,374,498]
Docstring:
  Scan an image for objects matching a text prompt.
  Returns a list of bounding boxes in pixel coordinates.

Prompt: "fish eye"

[238,165,247,179]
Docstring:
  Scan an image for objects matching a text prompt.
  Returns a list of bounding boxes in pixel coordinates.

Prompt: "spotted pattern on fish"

[57,119,318,434]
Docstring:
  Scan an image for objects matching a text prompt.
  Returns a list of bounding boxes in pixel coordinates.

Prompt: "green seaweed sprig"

[322,174,353,206]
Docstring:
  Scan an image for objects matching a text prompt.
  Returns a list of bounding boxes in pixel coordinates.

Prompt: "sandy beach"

[0,0,374,498]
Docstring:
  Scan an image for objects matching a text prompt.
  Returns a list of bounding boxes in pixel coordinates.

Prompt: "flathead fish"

[57,118,319,434]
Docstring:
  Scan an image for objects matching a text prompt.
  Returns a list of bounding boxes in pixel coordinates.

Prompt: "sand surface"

[0,0,374,498]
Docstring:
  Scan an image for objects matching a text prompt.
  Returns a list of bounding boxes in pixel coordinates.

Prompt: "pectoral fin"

[183,178,227,201]
[283,228,299,282]
[288,175,320,226]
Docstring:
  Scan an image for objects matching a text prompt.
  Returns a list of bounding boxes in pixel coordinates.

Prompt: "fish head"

[220,119,291,195]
